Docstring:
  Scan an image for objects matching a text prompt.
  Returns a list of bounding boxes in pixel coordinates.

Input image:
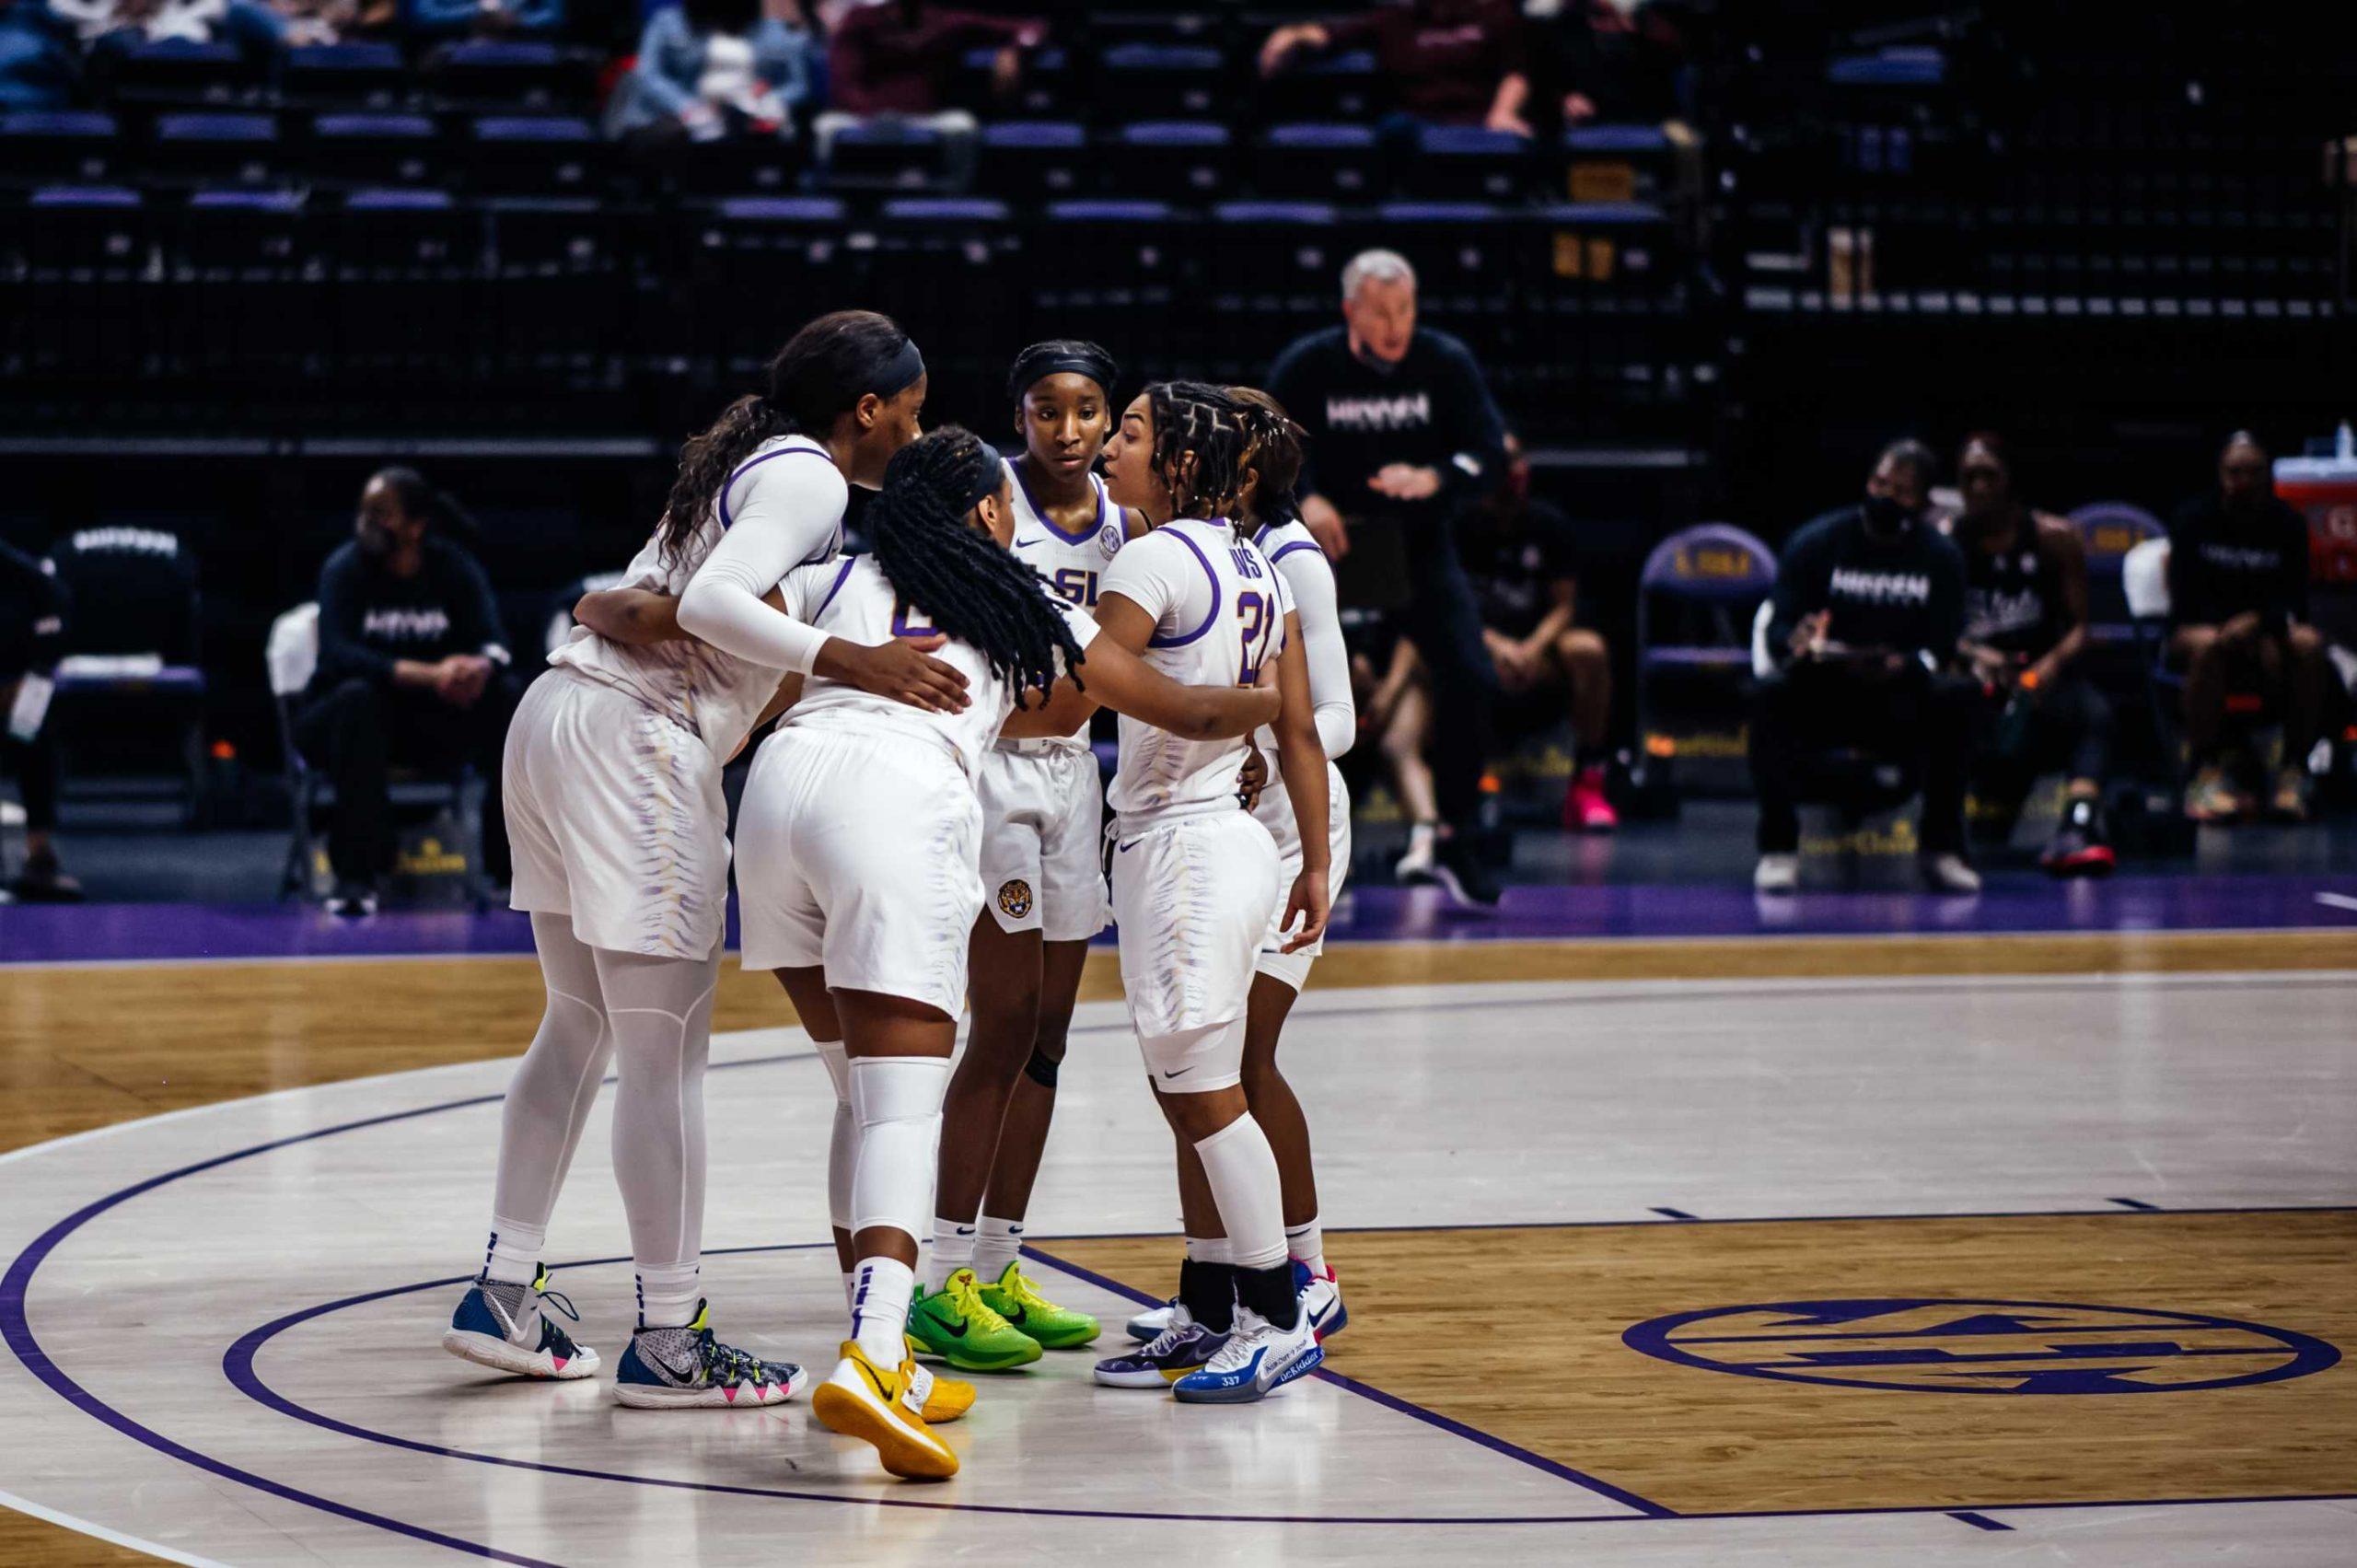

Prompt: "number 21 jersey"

[1098,517,1291,821]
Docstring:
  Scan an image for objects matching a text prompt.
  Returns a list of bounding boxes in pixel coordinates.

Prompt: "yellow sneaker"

[811,1341,958,1481]
[903,1338,976,1423]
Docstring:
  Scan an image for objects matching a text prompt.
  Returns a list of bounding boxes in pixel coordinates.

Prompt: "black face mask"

[1861,493,1917,537]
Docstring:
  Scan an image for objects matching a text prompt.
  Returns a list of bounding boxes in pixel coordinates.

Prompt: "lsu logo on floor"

[997,879,1033,921]
[1623,1297,2340,1395]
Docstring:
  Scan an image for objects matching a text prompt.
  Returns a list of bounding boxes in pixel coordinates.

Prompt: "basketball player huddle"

[438,311,1355,1481]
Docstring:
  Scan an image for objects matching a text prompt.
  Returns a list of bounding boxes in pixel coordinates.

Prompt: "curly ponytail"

[865,428,1087,707]
[1225,385,1307,530]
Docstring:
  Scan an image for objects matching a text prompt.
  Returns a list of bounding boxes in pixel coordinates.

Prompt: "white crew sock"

[1285,1217,1327,1280]
[1184,1233,1234,1265]
[484,1220,543,1286]
[973,1214,1025,1282]
[1191,1115,1288,1272]
[635,1262,701,1330]
[931,1215,978,1282]
[850,1255,916,1366]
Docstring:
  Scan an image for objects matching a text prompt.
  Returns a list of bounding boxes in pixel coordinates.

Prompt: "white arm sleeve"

[1270,540,1356,759]
[675,452,849,676]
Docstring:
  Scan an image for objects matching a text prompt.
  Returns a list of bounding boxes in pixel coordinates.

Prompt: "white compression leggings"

[490,912,719,1281]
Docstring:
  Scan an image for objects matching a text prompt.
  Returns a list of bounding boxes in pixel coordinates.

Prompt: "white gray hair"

[1341,248,1416,303]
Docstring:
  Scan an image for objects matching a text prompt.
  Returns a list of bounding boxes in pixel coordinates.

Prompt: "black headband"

[874,337,926,399]
[959,454,1004,514]
[1011,353,1114,401]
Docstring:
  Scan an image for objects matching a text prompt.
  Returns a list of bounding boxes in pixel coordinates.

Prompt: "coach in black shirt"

[1750,440,1980,896]
[296,469,517,914]
[1268,247,1510,904]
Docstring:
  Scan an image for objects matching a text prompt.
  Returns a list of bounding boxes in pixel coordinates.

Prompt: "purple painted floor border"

[6,871,2356,965]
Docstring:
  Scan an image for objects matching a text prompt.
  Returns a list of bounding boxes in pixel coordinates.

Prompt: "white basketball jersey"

[550,435,842,758]
[1005,458,1126,612]
[773,553,1096,779]
[1100,517,1291,821]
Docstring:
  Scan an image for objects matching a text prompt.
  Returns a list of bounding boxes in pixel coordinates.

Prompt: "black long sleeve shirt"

[0,539,67,671]
[2165,492,2310,628]
[1766,505,1967,668]
[312,537,505,692]
[1265,325,1509,517]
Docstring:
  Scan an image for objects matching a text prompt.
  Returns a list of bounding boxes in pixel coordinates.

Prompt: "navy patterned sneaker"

[442,1265,600,1379]
[614,1301,807,1409]
[1093,1303,1226,1388]
[1171,1305,1322,1404]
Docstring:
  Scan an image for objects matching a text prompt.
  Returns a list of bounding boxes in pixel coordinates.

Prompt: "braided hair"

[1141,380,1254,532]
[866,427,1087,707]
[1225,386,1307,529]
[658,309,915,568]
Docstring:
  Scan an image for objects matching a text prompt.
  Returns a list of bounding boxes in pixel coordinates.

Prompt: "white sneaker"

[1169,1305,1323,1404]
[1394,823,1438,883]
[1921,853,1982,894]
[1753,853,1799,893]
[1299,1265,1347,1342]
[1125,1296,1177,1342]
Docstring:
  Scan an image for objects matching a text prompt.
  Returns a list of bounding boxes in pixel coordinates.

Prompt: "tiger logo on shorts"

[997,879,1034,920]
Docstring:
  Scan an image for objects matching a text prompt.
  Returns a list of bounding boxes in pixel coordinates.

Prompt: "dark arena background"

[1,2,2353,1564]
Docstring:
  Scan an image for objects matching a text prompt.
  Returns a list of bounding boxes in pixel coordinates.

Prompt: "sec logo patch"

[1622,1297,2339,1395]
[1097,521,1124,558]
[997,879,1034,920]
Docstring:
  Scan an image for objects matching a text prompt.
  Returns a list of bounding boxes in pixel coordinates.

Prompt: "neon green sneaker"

[905,1268,1042,1372]
[979,1260,1101,1349]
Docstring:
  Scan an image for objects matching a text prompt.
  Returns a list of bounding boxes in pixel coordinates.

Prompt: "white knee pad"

[847,1056,948,1239]
[1140,1016,1247,1094]
[815,1040,854,1231]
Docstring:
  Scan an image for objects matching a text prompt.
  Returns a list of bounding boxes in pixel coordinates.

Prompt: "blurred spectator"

[1,537,77,901]
[264,0,380,47]
[1268,247,1509,905]
[2167,431,2328,822]
[1260,0,1531,134]
[813,0,1042,181]
[1951,433,2114,876]
[1523,0,1695,128]
[52,0,286,52]
[607,0,817,142]
[0,0,80,106]
[1457,433,1617,830]
[295,469,517,917]
[1751,440,1979,895]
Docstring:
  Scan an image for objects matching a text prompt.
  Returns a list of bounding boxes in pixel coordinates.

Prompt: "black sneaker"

[2040,797,2117,877]
[1429,833,1501,908]
[7,852,82,903]
[325,879,378,917]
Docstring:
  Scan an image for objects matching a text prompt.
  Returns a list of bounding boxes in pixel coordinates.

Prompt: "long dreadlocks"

[1141,380,1256,533]
[865,427,1086,708]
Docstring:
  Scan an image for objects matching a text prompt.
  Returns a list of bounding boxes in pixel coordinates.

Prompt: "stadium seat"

[329,190,469,397]
[103,39,262,106]
[1362,201,1511,329]
[1632,523,1777,802]
[816,116,960,192]
[479,196,619,377]
[1206,201,1341,381]
[976,121,1089,203]
[265,601,483,904]
[306,113,441,189]
[1260,49,1379,122]
[877,198,1018,398]
[687,197,852,375]
[950,44,1069,119]
[150,111,282,186]
[1093,42,1225,122]
[1560,123,1673,203]
[45,520,209,822]
[1253,122,1381,202]
[464,115,599,195]
[431,41,589,113]
[2068,502,2168,649]
[1037,199,1178,384]
[1112,121,1230,198]
[0,111,119,187]
[281,42,411,110]
[1400,124,1530,203]
[17,188,151,386]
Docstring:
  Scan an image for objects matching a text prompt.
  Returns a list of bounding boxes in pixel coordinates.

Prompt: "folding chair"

[45,520,209,824]
[1630,523,1776,809]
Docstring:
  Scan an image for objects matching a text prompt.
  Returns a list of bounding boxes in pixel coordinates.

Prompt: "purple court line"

[224,1255,1636,1528]
[1651,1207,1701,1221]
[1950,1511,2012,1531]
[1019,1244,1676,1520]
[2108,1197,2164,1211]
